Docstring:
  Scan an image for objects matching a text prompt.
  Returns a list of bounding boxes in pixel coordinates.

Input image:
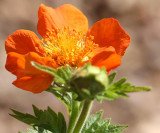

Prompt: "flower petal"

[5,52,25,76]
[5,52,58,93]
[5,30,44,54]
[87,18,130,56]
[37,4,88,37]
[13,75,53,93]
[6,52,57,78]
[90,47,121,72]
[21,52,58,78]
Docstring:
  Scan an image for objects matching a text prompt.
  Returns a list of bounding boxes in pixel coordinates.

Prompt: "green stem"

[73,100,93,133]
[67,101,83,133]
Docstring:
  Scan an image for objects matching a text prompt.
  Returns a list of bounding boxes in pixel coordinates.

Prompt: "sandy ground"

[0,0,160,133]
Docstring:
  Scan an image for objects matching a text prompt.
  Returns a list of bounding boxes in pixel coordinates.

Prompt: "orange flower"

[5,4,130,93]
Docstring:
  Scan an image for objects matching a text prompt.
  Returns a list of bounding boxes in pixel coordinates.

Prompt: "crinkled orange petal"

[21,52,58,78]
[37,4,88,37]
[87,18,130,56]
[6,52,58,78]
[5,30,44,55]
[13,75,53,93]
[5,52,58,93]
[5,52,25,77]
[90,47,121,72]
[88,46,115,58]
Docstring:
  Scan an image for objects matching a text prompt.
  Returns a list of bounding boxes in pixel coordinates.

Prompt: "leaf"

[20,127,53,133]
[46,86,72,114]
[82,111,103,132]
[101,76,151,100]
[32,62,77,114]
[108,72,117,84]
[57,112,67,133]
[107,125,128,133]
[32,105,44,118]
[10,109,39,125]
[10,106,66,133]
[31,62,59,79]
[82,111,127,133]
[31,62,75,85]
[57,65,71,82]
[111,78,127,88]
[121,86,151,92]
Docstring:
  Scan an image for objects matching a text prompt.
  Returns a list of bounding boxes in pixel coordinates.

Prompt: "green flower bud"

[70,63,109,100]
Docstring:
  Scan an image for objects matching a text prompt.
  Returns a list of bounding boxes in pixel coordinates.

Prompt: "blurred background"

[0,0,160,133]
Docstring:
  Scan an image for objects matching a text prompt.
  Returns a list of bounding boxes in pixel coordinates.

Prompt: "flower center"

[42,27,98,67]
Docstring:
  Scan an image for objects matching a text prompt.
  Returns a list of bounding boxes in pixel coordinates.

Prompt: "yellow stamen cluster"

[42,27,98,67]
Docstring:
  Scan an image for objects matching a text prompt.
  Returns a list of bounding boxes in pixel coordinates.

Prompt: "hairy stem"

[73,100,93,133]
[67,101,83,133]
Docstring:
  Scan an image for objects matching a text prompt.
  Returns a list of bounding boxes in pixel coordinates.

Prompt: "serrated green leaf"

[57,67,70,82]
[31,62,59,78]
[32,105,43,118]
[108,72,117,84]
[10,109,39,125]
[100,75,151,101]
[82,111,127,133]
[10,106,66,133]
[22,127,53,133]
[47,107,57,121]
[121,86,151,92]
[112,78,127,87]
[82,111,103,133]
[102,91,119,100]
[31,62,75,85]
[93,120,110,132]
[46,86,72,113]
[57,112,67,133]
[31,62,65,84]
[107,125,128,133]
